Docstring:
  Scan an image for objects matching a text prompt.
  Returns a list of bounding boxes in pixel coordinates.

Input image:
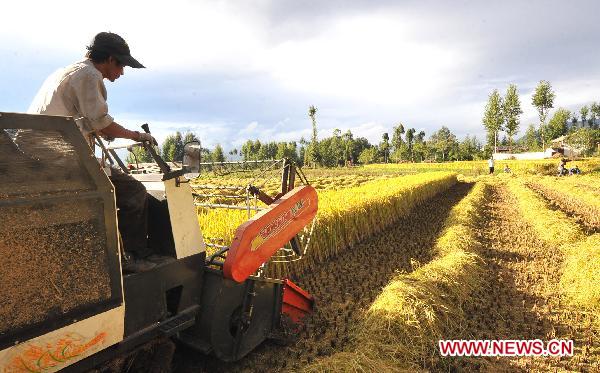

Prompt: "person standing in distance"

[488,156,495,174]
[28,32,159,272]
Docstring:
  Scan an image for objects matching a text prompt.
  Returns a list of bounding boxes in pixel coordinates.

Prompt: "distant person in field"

[488,156,495,174]
[504,164,511,173]
[558,159,568,176]
[27,32,159,273]
[570,164,581,175]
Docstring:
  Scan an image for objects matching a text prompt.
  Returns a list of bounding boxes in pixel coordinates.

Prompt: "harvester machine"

[0,112,317,372]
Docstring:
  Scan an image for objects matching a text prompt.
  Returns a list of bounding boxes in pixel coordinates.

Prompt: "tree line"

[125,131,226,165]
[233,106,487,166]
[483,80,600,156]
[126,84,599,167]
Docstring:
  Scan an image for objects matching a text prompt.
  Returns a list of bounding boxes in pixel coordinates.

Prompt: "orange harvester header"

[223,185,318,282]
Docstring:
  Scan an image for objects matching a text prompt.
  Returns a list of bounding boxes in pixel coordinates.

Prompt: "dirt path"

[174,182,474,373]
[453,182,599,372]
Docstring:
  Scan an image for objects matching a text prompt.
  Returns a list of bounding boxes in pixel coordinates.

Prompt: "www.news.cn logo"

[439,339,574,357]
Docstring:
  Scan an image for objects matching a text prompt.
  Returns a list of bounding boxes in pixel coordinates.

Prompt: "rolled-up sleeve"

[69,72,114,132]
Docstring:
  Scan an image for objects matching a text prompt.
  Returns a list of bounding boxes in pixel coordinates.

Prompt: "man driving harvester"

[27,31,159,273]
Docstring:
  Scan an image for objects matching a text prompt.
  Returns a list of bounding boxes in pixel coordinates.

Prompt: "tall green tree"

[591,102,600,128]
[298,137,308,167]
[531,80,555,149]
[390,123,405,161]
[523,124,541,151]
[482,89,504,153]
[183,132,199,145]
[413,131,427,162]
[258,141,277,160]
[502,84,523,150]
[580,105,589,127]
[380,132,390,163]
[405,128,416,161]
[200,147,212,163]
[571,114,578,127]
[358,147,379,164]
[126,144,153,165]
[305,105,320,167]
[276,142,299,164]
[173,132,184,161]
[241,139,262,161]
[391,123,405,149]
[350,137,371,164]
[161,132,184,162]
[429,126,457,161]
[565,128,600,156]
[331,129,345,165]
[458,135,481,161]
[342,130,354,165]
[212,144,225,162]
[545,108,571,143]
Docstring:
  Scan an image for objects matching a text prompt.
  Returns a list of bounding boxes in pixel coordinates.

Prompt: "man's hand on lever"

[99,121,158,146]
[137,131,158,146]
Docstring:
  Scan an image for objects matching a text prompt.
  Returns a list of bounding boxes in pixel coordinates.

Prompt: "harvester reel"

[193,158,316,269]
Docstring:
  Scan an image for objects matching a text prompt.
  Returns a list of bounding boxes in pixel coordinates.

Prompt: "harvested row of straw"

[526,176,600,229]
[506,180,599,328]
[303,182,489,372]
[505,179,584,246]
[559,234,600,326]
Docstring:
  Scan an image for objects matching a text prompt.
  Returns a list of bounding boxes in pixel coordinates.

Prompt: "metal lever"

[140,123,171,174]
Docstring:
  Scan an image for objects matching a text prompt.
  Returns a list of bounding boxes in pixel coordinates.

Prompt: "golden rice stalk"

[559,234,600,326]
[507,178,599,328]
[505,179,584,246]
[197,172,458,278]
[283,172,457,276]
[527,176,600,228]
[365,158,600,176]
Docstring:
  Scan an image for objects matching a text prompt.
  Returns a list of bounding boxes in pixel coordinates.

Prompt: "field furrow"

[175,182,475,373]
[304,181,489,372]
[457,182,600,372]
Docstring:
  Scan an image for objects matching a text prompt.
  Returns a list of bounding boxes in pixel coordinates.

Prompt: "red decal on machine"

[224,185,318,283]
[251,199,309,252]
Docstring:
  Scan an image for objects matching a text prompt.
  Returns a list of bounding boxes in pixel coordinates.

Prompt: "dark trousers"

[109,167,151,258]
[489,167,494,174]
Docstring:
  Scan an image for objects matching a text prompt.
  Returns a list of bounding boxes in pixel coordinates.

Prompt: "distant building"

[550,135,583,158]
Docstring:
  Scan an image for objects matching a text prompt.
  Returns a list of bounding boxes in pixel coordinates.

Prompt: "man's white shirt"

[28,59,114,138]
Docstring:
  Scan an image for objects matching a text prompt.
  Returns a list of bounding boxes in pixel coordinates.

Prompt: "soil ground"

[449,182,599,372]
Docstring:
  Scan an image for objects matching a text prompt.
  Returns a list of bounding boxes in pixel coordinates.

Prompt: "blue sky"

[2,0,600,151]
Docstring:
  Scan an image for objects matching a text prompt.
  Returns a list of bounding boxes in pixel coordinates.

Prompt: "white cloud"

[3,0,600,149]
[240,121,259,135]
[260,15,469,106]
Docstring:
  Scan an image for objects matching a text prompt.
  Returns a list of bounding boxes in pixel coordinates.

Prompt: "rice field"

[179,158,600,372]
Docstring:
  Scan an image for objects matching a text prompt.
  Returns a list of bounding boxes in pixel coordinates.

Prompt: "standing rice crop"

[278,172,457,277]
[197,172,458,278]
